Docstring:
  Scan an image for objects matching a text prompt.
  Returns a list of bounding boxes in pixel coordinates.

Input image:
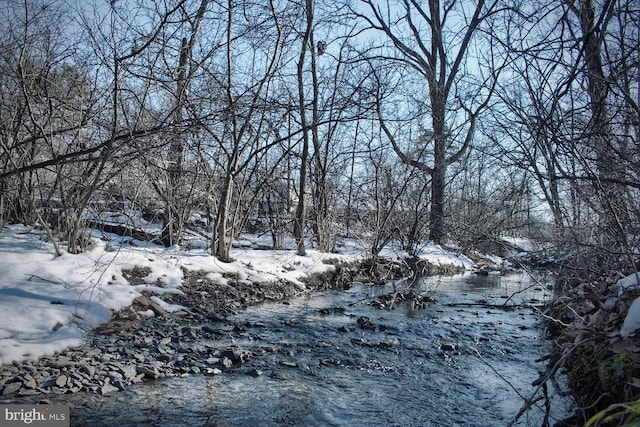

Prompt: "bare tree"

[353,0,503,244]
[207,0,288,262]
[0,1,110,252]
[158,0,209,247]
[294,0,315,256]
[562,0,634,248]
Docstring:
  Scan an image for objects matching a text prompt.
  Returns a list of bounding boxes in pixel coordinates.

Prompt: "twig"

[506,338,592,426]
[473,346,528,401]
[26,274,61,284]
[501,281,543,307]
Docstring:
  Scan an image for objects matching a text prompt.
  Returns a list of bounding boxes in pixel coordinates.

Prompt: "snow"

[616,272,640,296]
[149,296,186,313]
[621,296,640,339]
[614,273,640,338]
[0,224,476,364]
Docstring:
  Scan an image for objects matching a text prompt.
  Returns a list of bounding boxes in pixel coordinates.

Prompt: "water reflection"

[420,271,553,299]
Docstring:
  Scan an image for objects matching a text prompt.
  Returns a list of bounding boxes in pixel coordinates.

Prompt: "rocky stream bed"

[0,256,466,399]
[0,267,331,397]
[0,259,574,426]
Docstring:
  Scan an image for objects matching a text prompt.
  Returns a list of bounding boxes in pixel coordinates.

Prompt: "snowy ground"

[0,224,474,365]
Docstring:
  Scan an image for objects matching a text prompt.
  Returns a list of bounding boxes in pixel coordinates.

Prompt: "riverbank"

[0,224,475,366]
[4,272,559,426]
[0,266,341,397]
[0,224,473,398]
[0,259,467,397]
[542,268,640,426]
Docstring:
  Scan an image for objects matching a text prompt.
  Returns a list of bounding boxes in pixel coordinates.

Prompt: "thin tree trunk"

[429,93,447,244]
[294,0,314,256]
[162,36,189,247]
[214,171,234,262]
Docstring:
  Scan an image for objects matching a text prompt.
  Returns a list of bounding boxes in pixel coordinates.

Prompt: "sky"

[0,223,475,364]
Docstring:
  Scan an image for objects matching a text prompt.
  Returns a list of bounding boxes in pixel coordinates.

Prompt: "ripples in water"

[50,273,572,426]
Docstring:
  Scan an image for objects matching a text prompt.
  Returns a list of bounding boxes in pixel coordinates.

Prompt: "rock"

[221,357,234,369]
[99,383,119,395]
[157,344,174,355]
[357,316,372,328]
[136,366,160,379]
[20,374,38,390]
[201,324,221,335]
[318,307,346,315]
[220,347,244,368]
[108,371,124,383]
[68,371,84,382]
[207,312,226,322]
[22,363,37,374]
[49,358,74,369]
[55,375,68,388]
[100,354,114,362]
[2,381,22,395]
[79,363,96,377]
[357,316,386,331]
[351,337,369,346]
[157,354,172,362]
[17,389,42,396]
[134,295,153,307]
[135,295,167,317]
[246,368,262,377]
[440,343,458,352]
[132,353,146,362]
[182,327,198,340]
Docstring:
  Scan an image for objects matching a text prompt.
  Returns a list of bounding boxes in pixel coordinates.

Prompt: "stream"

[47,272,571,426]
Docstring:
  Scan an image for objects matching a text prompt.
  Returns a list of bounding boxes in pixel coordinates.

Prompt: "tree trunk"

[213,171,234,262]
[578,0,628,243]
[429,90,447,244]
[161,29,195,246]
[294,0,314,256]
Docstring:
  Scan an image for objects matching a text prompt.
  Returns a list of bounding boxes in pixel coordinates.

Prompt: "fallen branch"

[506,338,592,427]
[444,302,544,309]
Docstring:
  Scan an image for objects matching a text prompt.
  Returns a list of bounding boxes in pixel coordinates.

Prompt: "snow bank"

[0,225,473,364]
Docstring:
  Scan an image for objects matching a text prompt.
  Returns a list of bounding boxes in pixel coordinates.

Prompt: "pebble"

[246,368,262,377]
[2,382,22,395]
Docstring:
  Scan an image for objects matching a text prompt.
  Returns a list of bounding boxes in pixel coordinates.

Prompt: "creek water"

[55,273,571,426]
